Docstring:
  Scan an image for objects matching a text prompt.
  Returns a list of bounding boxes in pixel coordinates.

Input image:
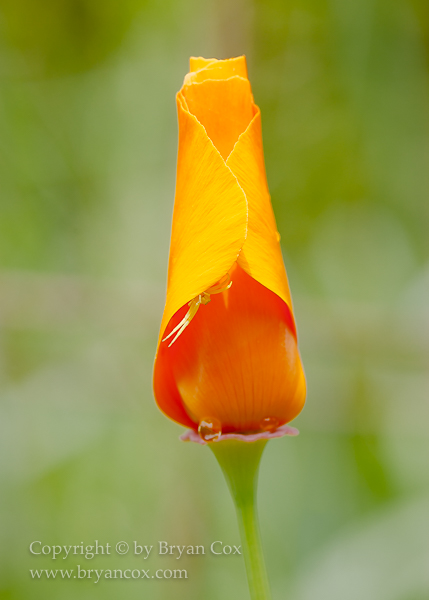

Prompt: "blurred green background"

[1,0,428,598]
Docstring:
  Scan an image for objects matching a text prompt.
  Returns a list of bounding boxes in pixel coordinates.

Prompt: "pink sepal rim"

[180,424,299,445]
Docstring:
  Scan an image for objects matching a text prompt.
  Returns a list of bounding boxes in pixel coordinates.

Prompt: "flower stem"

[209,439,272,600]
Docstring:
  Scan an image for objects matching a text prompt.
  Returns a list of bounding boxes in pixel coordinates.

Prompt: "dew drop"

[260,417,280,432]
[276,231,281,242]
[198,417,222,442]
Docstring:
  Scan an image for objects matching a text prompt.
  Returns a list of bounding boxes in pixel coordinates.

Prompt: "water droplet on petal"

[276,231,281,242]
[260,417,280,432]
[198,417,222,442]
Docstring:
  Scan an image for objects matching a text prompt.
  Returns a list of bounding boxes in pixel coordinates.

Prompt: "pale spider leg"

[162,276,233,347]
[162,297,201,346]
[162,296,201,341]
[206,280,232,295]
[206,273,231,294]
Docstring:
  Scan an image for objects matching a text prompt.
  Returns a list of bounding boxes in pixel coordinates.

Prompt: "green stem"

[209,439,272,600]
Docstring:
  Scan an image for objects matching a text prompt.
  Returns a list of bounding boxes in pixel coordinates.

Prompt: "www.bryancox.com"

[28,540,242,583]
[30,566,189,582]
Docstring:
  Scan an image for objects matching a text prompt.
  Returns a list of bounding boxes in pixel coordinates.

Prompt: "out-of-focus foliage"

[0,1,428,599]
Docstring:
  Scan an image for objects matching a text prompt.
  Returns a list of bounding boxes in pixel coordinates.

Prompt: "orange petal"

[182,77,254,160]
[154,57,305,432]
[154,264,306,431]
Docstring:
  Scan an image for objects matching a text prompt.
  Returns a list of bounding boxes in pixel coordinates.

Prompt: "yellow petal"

[189,57,217,72]
[156,91,248,351]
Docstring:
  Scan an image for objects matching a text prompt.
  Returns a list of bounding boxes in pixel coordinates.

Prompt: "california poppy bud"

[153,57,306,438]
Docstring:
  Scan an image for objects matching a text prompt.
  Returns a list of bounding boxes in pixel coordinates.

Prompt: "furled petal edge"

[226,107,295,334]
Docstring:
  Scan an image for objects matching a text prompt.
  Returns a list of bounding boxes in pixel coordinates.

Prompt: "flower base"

[180,423,299,445]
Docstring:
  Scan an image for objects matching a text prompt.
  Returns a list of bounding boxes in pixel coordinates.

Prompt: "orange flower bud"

[153,56,306,436]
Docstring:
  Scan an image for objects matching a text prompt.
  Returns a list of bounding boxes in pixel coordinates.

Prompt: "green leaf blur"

[1,1,428,598]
